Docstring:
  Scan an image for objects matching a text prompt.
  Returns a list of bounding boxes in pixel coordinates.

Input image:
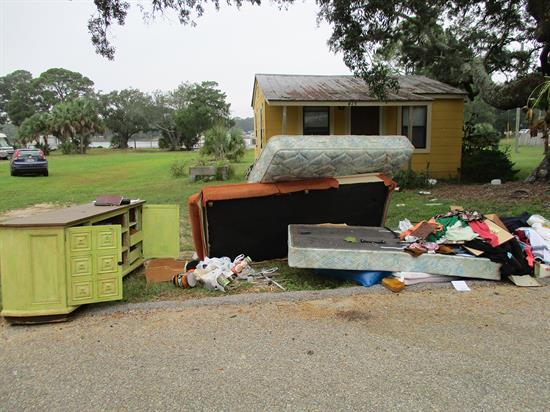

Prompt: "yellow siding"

[383,107,398,134]
[333,107,347,134]
[252,81,267,155]
[265,105,282,140]
[287,107,301,135]
[410,99,464,178]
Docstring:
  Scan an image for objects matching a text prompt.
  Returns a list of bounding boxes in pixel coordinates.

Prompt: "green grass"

[0,146,547,304]
[500,140,546,180]
[0,148,254,213]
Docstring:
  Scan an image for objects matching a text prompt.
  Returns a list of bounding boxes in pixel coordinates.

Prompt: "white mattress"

[288,225,501,280]
[247,135,414,183]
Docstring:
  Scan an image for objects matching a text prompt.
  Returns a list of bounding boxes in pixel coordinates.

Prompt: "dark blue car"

[10,149,49,176]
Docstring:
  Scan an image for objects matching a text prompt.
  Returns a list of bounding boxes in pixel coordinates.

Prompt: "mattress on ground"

[188,174,395,262]
[288,224,501,280]
[247,135,414,183]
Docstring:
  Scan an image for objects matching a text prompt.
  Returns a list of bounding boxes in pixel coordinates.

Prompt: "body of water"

[89,141,159,149]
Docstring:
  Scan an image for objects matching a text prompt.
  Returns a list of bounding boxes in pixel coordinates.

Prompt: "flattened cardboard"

[464,246,484,257]
[484,219,514,246]
[484,214,508,232]
[508,275,541,287]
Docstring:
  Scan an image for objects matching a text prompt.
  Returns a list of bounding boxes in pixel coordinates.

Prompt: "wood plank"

[0,201,146,228]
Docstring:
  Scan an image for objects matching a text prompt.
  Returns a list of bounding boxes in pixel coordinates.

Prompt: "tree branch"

[470,59,546,109]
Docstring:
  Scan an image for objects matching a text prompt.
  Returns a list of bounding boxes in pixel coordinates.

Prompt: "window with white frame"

[303,107,330,135]
[401,106,427,149]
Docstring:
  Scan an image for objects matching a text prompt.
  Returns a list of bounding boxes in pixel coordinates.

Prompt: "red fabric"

[524,245,535,268]
[468,221,499,247]
[515,229,534,268]
[200,178,339,205]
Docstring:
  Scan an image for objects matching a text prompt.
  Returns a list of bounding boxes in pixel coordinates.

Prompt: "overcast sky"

[0,0,351,117]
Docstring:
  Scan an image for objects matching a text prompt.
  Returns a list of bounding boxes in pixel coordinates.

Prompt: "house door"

[351,107,380,135]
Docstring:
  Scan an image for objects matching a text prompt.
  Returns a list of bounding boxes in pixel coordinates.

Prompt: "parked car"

[10,149,49,176]
[0,133,15,160]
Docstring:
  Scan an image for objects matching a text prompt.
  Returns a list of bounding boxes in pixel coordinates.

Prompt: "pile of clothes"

[398,210,550,278]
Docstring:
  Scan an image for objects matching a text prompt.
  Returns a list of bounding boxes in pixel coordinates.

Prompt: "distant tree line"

[0,67,242,153]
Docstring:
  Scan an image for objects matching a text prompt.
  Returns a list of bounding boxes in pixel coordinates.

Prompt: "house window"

[401,106,427,149]
[303,107,330,135]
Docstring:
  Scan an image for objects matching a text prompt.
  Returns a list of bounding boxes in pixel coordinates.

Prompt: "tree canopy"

[89,0,550,109]
[34,68,95,108]
[152,81,232,150]
[0,68,96,127]
[0,70,37,126]
[100,89,153,148]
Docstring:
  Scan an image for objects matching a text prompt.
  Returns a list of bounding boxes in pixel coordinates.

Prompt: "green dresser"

[0,202,180,323]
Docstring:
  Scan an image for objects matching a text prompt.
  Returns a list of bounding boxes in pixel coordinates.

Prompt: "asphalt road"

[1,283,549,411]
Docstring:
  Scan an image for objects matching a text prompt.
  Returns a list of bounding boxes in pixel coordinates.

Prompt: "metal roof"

[254,74,466,104]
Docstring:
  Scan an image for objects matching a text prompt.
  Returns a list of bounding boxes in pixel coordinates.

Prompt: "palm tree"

[50,98,104,153]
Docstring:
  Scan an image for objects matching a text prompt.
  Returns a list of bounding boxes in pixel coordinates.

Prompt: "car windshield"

[17,150,42,159]
[0,137,11,147]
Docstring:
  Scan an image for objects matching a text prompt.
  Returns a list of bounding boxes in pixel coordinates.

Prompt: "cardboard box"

[144,258,186,283]
[534,262,550,278]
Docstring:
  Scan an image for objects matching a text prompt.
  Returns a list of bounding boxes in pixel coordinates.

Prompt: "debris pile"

[171,255,285,292]
[387,209,549,289]
[288,208,550,291]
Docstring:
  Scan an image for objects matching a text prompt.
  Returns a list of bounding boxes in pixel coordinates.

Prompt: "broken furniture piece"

[0,202,180,324]
[288,224,501,280]
[189,173,397,262]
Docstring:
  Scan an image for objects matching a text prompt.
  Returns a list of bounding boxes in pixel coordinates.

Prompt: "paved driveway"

[1,283,549,410]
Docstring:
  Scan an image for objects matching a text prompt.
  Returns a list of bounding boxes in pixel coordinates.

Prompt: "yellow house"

[251,74,467,178]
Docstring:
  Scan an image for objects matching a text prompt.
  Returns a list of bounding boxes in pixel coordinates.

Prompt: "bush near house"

[461,120,518,183]
[461,148,519,183]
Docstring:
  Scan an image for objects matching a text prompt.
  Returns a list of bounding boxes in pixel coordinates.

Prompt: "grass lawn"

[500,140,546,180]
[0,146,548,305]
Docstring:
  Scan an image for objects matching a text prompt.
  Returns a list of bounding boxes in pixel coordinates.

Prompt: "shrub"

[110,135,125,149]
[463,122,501,152]
[170,160,186,178]
[201,126,245,161]
[158,136,171,150]
[59,141,75,155]
[393,169,431,189]
[461,148,519,183]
